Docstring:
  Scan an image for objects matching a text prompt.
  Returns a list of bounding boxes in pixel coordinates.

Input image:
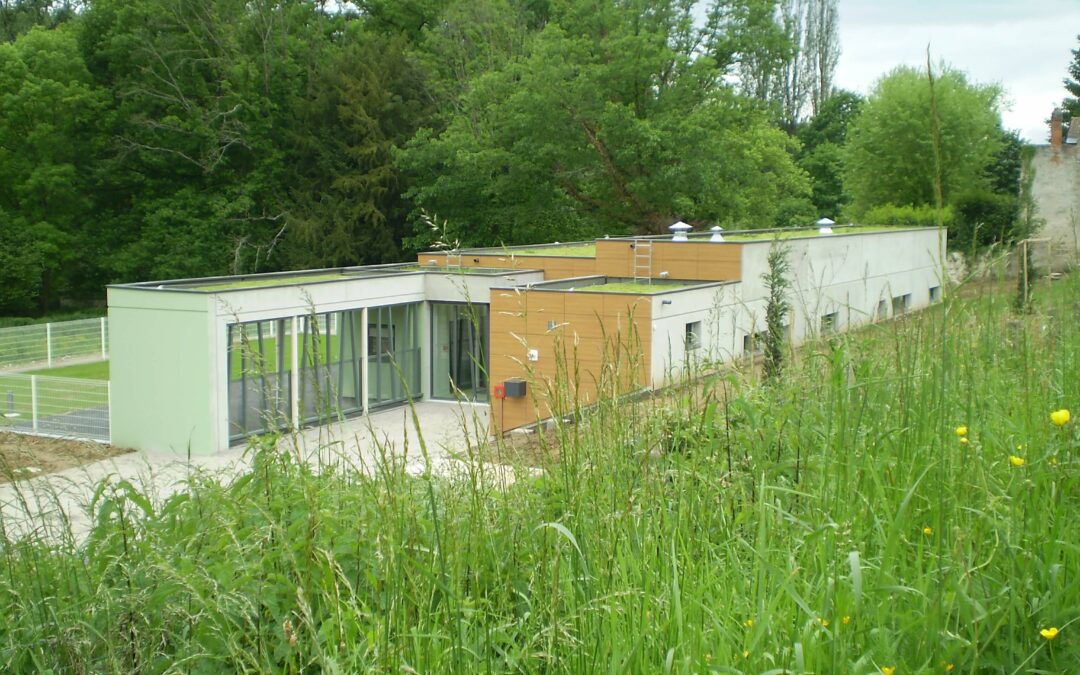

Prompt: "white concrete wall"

[649,283,741,386]
[423,270,545,303]
[736,228,944,350]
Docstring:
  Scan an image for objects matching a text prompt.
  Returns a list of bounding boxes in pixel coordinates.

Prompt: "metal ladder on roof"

[632,240,653,283]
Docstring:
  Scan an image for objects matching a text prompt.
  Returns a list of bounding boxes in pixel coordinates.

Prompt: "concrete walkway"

[0,401,505,543]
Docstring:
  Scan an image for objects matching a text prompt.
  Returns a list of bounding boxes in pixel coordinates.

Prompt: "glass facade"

[367,304,422,409]
[431,302,489,402]
[227,301,433,443]
[227,310,365,442]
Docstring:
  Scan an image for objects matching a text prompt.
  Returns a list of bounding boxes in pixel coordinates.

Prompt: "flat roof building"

[108,225,945,454]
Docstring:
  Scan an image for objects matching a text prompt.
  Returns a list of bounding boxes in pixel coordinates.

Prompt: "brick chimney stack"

[1051,107,1064,146]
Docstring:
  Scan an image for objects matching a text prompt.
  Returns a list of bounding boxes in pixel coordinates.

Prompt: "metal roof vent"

[816,217,835,235]
[669,221,692,241]
[709,225,725,242]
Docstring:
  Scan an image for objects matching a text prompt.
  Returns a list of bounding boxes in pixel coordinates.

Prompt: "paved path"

[0,401,511,544]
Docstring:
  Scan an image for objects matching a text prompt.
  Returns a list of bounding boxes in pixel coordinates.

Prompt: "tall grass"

[1,276,1078,673]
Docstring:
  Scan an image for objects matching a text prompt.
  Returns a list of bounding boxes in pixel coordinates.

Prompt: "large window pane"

[431,303,489,402]
[368,303,421,408]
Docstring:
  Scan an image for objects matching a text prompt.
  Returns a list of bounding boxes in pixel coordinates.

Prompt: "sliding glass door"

[431,302,489,402]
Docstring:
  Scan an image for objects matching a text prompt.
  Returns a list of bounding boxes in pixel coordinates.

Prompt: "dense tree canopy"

[401,4,813,248]
[0,0,1022,315]
[843,64,1003,216]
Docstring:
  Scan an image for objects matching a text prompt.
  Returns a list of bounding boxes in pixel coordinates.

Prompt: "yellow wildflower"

[945,664,954,672]
[959,437,969,445]
[742,649,749,658]
[923,526,933,536]
[842,615,851,625]
[1009,455,1025,467]
[1040,626,1059,640]
[818,617,830,628]
[743,618,753,628]
[1050,409,1071,426]
[955,426,968,437]
[881,667,896,675]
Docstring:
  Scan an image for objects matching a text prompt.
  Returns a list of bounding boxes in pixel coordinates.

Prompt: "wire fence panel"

[0,318,108,369]
[0,374,110,442]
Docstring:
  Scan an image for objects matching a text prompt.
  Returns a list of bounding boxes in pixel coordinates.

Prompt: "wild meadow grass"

[0,275,1078,673]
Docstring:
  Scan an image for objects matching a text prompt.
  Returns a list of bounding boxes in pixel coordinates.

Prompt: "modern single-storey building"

[107,224,945,454]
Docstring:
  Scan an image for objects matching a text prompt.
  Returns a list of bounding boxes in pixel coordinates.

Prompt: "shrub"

[950,189,1020,252]
[860,202,954,229]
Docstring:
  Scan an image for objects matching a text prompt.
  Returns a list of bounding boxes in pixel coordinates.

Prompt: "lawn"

[184,272,359,291]
[507,243,598,257]
[581,280,698,293]
[0,273,1077,672]
[25,360,110,380]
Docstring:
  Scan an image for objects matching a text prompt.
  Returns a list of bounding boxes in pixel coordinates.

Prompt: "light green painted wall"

[108,288,215,455]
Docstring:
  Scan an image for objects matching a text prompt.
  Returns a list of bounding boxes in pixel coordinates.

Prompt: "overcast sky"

[834,0,1080,143]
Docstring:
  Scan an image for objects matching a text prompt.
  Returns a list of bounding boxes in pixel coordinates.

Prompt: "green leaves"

[401,4,813,246]
[843,64,1004,217]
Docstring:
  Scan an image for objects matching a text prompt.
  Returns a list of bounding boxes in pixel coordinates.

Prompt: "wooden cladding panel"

[488,287,652,433]
[593,240,742,281]
[594,240,634,277]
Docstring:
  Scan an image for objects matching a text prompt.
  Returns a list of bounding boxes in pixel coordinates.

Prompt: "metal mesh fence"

[0,318,109,369]
[0,374,110,442]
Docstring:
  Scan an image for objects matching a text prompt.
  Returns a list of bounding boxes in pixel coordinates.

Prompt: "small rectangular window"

[891,294,910,316]
[821,312,838,334]
[929,286,941,303]
[685,321,701,350]
[744,328,781,354]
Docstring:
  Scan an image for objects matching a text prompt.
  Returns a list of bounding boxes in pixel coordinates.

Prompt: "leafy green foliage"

[0,25,107,312]
[861,203,954,228]
[401,4,812,249]
[762,243,790,381]
[843,65,1003,217]
[796,90,863,218]
[1063,33,1080,119]
[950,189,1019,252]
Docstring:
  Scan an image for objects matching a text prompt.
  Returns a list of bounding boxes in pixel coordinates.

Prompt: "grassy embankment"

[0,274,1077,672]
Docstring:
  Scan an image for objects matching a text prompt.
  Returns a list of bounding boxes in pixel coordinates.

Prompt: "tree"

[401,2,812,250]
[283,27,430,268]
[1063,33,1080,119]
[843,64,1003,216]
[804,0,838,116]
[0,25,106,312]
[0,0,77,43]
[761,243,790,382]
[796,89,861,217]
[732,0,838,132]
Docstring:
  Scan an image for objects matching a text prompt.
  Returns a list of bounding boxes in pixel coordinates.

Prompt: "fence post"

[46,323,53,367]
[31,375,38,432]
[107,380,112,443]
[101,317,108,359]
